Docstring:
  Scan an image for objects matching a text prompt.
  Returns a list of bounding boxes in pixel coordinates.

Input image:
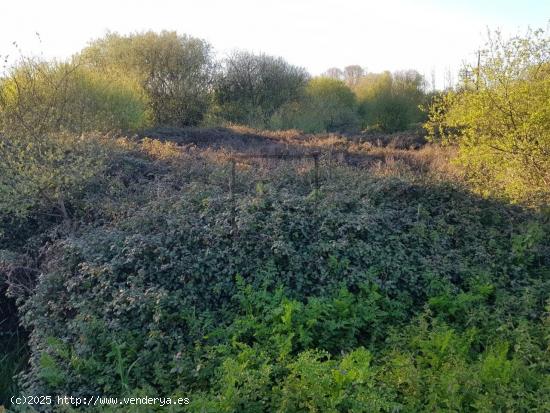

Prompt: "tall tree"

[343,65,365,88]
[324,67,343,80]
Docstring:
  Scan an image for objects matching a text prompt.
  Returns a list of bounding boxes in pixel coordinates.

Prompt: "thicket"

[1,27,550,412]
[1,138,548,411]
[80,31,214,127]
[426,28,550,205]
[0,58,150,137]
[355,70,428,132]
[212,51,309,127]
[0,57,150,222]
[1,31,430,134]
[271,77,359,133]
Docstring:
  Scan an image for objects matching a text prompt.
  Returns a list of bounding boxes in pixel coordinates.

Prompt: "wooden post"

[229,158,237,237]
[313,153,319,191]
[229,158,236,199]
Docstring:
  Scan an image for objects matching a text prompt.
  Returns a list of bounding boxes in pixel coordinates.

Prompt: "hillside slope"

[1,128,549,412]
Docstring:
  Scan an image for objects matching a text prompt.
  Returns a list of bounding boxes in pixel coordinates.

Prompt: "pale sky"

[1,0,548,88]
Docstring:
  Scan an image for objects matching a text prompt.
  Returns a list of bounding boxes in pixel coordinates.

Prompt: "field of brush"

[1,126,548,412]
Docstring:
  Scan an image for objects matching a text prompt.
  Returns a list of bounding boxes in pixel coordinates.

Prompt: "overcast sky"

[1,0,548,88]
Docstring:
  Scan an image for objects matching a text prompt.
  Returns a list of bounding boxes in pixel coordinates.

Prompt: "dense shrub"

[272,77,359,133]
[0,59,150,137]
[425,28,550,205]
[213,51,309,127]
[80,31,214,127]
[355,70,427,132]
[0,133,112,221]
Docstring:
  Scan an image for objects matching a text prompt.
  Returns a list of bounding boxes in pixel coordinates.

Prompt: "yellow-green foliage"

[0,59,151,137]
[80,31,214,127]
[68,68,152,132]
[355,70,426,132]
[0,60,150,220]
[425,28,550,205]
[0,133,111,218]
[272,77,358,133]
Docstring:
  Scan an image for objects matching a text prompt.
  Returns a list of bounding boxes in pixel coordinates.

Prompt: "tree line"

[0,31,432,137]
[1,27,548,205]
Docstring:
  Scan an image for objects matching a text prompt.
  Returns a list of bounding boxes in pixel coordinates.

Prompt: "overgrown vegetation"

[80,31,214,128]
[211,51,310,128]
[0,58,150,137]
[355,70,428,132]
[2,132,548,411]
[426,28,550,205]
[1,26,549,412]
[272,77,359,133]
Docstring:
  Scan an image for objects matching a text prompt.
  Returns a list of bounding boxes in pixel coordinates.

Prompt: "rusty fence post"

[229,158,237,237]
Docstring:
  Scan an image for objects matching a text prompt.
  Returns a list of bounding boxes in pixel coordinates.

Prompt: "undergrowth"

[1,130,549,412]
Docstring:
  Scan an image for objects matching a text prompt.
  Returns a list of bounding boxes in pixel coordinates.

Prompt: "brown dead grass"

[135,125,461,183]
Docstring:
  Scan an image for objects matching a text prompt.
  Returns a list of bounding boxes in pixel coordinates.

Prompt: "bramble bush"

[1,27,549,412]
[2,137,547,411]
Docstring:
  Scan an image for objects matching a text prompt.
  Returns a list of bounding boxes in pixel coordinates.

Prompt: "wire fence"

[226,151,323,236]
[228,151,321,196]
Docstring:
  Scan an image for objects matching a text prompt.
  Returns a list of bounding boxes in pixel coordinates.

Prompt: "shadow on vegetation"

[1,129,548,408]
